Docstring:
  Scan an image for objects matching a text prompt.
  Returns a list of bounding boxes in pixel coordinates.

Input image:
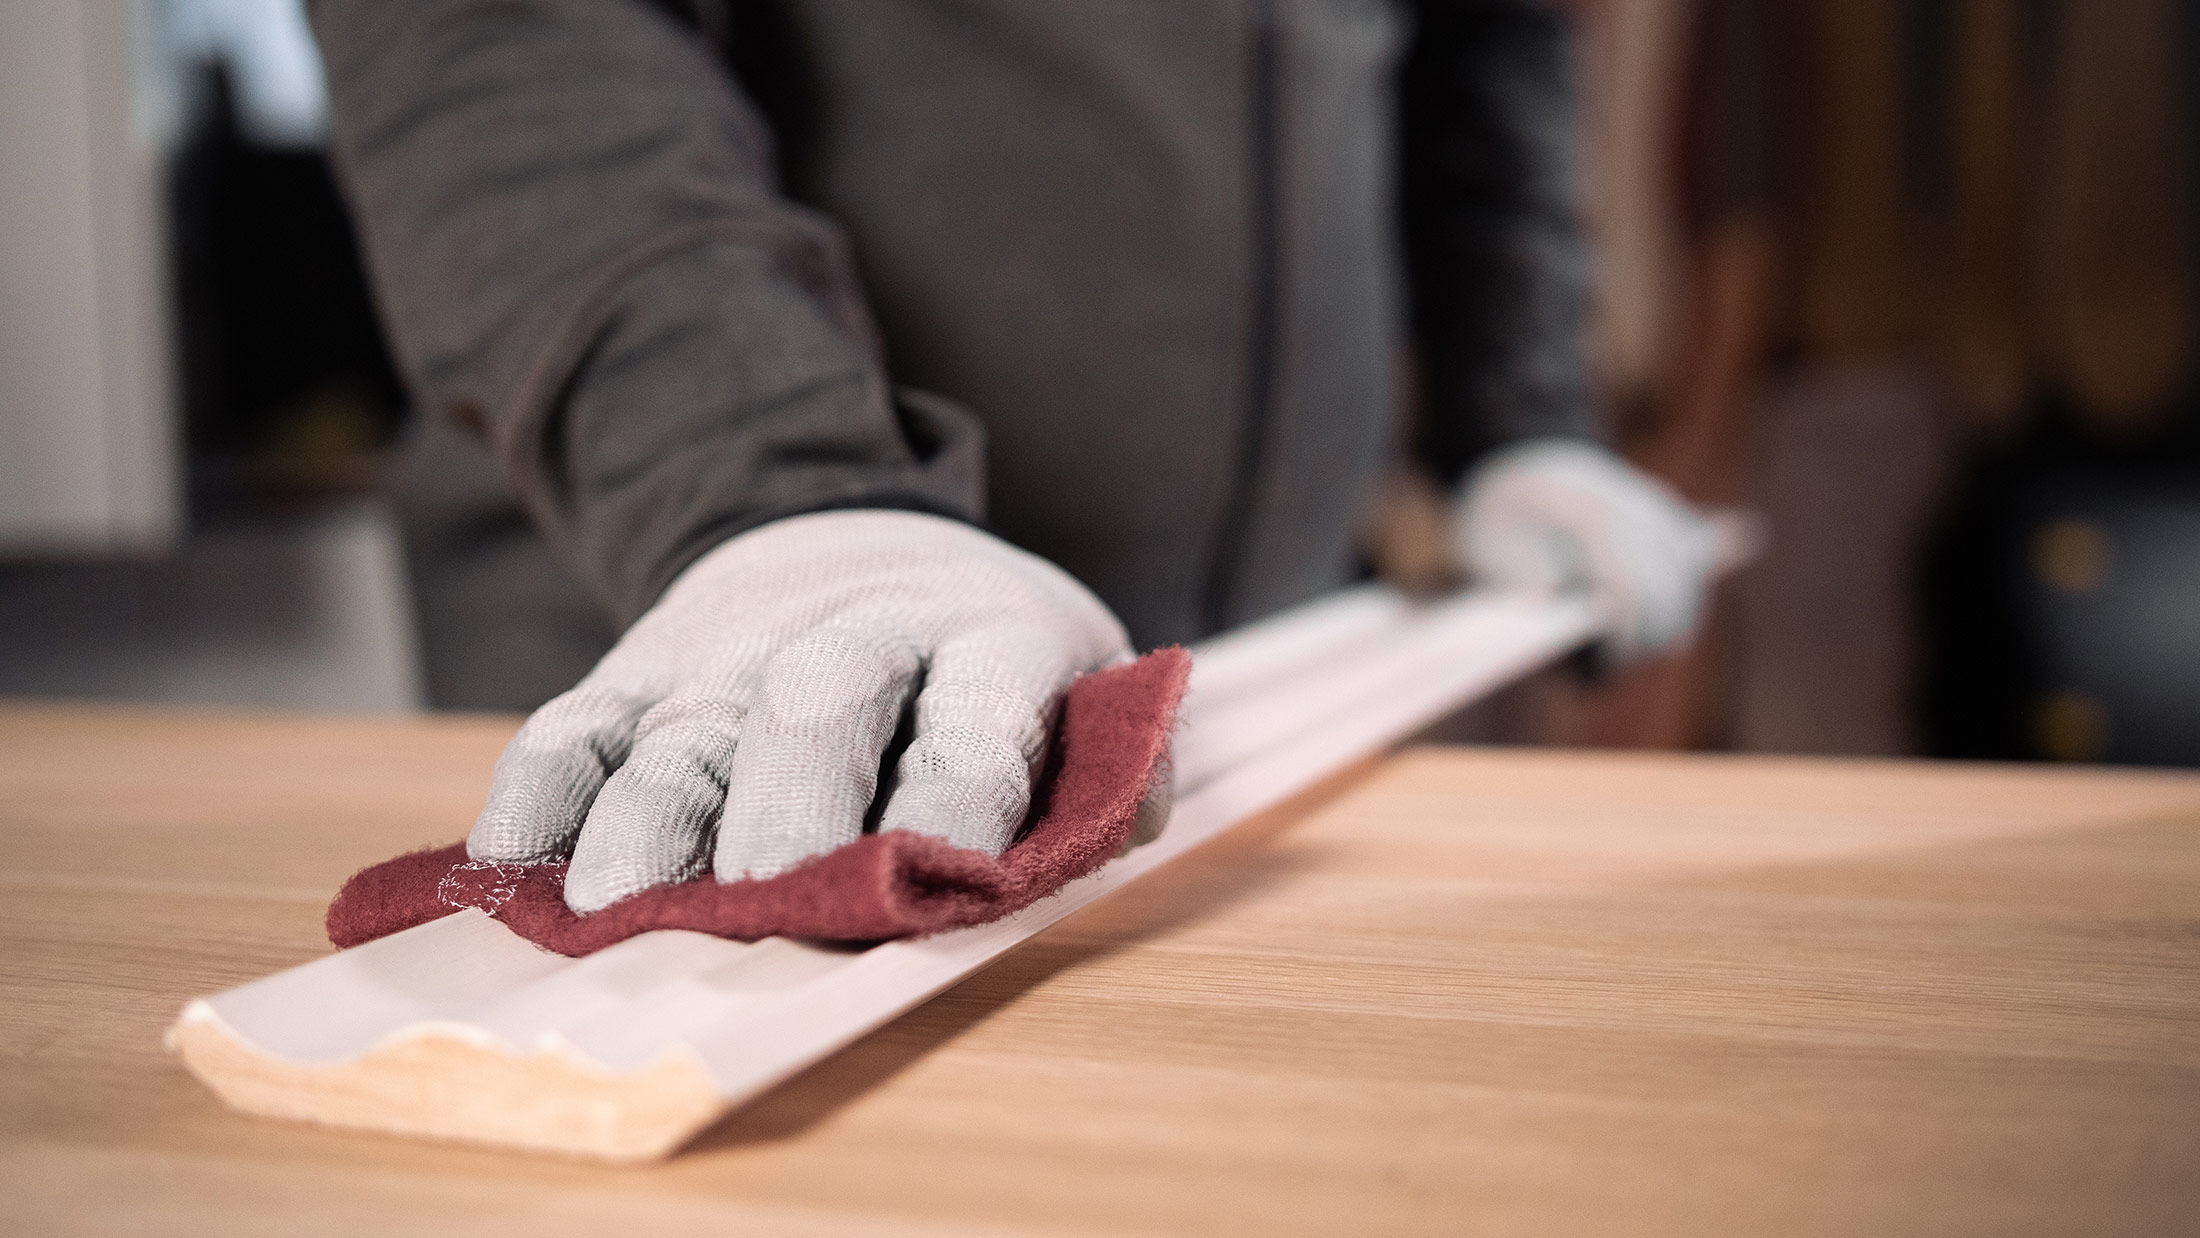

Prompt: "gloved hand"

[1449,438,1717,661]
[467,510,1133,913]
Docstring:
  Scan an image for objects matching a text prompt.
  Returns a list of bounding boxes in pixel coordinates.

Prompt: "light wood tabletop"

[3,702,2197,1235]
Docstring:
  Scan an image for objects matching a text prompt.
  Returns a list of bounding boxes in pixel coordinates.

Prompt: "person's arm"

[309,2,1129,914]
[1400,1,1714,658]
[307,0,983,625]
[1398,0,1596,477]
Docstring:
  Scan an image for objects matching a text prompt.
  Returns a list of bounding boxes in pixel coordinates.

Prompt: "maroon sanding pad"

[326,647,1189,956]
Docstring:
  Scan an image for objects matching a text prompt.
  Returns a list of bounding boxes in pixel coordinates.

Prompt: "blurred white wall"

[0,1,182,554]
[0,2,423,712]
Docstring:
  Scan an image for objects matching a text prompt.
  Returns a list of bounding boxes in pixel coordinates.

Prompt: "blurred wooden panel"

[2039,0,2197,432]
[1942,0,2034,429]
[1798,0,1913,360]
[0,2,179,553]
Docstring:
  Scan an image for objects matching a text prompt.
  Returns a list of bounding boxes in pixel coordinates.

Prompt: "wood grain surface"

[4,702,2197,1235]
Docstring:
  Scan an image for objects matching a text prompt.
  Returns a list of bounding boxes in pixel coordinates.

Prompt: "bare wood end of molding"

[166,1005,723,1163]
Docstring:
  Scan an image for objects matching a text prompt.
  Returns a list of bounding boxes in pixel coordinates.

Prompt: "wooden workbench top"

[3,702,2196,1234]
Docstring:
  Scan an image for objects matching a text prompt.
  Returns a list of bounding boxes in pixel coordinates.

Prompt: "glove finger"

[469,684,649,865]
[562,693,745,912]
[877,625,1077,854]
[558,699,748,910]
[715,627,923,880]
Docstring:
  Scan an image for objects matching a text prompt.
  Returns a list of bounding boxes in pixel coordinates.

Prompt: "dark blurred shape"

[1912,0,2200,766]
[170,60,404,505]
[1926,426,2200,766]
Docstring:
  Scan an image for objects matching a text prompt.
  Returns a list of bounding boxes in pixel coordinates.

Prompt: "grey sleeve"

[1398,0,1600,483]
[306,0,984,624]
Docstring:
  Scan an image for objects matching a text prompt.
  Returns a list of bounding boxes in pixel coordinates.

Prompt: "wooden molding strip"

[166,584,1608,1161]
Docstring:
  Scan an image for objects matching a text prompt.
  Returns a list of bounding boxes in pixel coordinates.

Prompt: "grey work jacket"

[309,0,1592,667]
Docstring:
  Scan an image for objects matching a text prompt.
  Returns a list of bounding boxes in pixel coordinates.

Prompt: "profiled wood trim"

[162,578,1654,1159]
[167,1013,722,1164]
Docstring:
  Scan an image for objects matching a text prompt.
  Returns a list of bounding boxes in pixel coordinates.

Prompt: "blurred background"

[3,0,2197,766]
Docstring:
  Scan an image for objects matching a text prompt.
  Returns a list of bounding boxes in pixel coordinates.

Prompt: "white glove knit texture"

[1450,439,1717,660]
[467,510,1132,914]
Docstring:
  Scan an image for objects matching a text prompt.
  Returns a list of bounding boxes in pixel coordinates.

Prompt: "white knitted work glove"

[1450,439,1717,660]
[468,510,1133,913]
